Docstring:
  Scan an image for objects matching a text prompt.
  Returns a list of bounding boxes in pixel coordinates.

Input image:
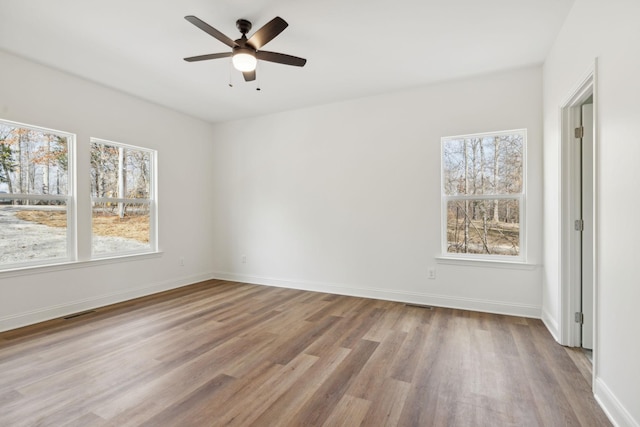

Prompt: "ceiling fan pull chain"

[228,58,234,87]
[256,63,261,91]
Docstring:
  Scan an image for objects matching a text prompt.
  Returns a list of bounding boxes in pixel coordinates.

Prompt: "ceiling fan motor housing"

[236,19,252,35]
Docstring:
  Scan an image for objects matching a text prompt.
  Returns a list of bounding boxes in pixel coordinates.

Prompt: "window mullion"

[92,197,151,204]
[3,194,69,202]
[445,194,522,201]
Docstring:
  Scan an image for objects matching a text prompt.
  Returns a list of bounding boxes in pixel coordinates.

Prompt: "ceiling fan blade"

[256,51,306,67]
[243,70,256,81]
[246,17,288,49]
[185,16,237,48]
[184,52,232,62]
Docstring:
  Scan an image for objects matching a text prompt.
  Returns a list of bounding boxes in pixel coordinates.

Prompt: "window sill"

[435,256,539,271]
[0,251,164,279]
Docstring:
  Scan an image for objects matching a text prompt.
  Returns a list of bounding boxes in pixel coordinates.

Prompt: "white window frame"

[0,118,76,270]
[440,129,526,262]
[90,138,157,259]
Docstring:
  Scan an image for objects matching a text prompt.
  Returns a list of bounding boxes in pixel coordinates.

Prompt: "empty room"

[0,0,638,426]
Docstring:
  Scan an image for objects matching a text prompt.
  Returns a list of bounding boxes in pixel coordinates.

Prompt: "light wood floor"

[0,280,611,426]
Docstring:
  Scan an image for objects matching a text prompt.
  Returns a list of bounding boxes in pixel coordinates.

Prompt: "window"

[441,129,525,260]
[0,119,75,268]
[90,138,156,257]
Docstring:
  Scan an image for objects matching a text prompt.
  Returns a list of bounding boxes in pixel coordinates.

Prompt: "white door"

[581,103,594,350]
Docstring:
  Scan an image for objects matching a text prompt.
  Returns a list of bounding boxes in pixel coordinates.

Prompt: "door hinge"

[575,312,584,324]
[574,219,584,231]
[575,126,584,139]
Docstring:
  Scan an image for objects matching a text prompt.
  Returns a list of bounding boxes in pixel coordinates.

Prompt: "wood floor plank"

[137,373,238,427]
[103,400,163,427]
[346,329,408,400]
[338,307,386,349]
[286,338,379,426]
[361,301,405,341]
[60,412,107,427]
[216,353,319,426]
[0,280,612,426]
[247,346,352,426]
[389,323,431,383]
[268,314,343,365]
[564,347,593,387]
[359,377,411,427]
[321,394,371,427]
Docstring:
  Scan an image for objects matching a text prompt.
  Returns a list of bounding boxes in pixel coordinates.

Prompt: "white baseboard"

[212,271,541,318]
[541,307,560,342]
[1,270,542,332]
[0,272,215,333]
[594,377,639,427]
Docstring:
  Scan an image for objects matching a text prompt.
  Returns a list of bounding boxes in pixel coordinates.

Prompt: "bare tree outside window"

[442,130,525,258]
[0,120,73,268]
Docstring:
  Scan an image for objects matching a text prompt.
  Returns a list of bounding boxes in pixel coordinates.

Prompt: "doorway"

[559,67,597,370]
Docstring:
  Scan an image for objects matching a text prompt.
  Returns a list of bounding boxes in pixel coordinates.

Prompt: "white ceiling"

[0,0,574,123]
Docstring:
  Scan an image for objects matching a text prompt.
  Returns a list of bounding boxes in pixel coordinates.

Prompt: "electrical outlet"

[428,267,436,279]
[179,257,184,267]
[242,255,247,264]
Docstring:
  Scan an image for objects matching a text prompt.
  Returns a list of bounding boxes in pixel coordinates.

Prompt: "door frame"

[559,61,598,379]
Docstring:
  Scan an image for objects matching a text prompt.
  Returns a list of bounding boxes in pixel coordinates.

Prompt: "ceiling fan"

[183,15,307,82]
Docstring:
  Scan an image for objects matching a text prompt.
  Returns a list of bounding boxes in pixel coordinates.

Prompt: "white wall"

[543,0,640,425]
[0,50,216,331]
[211,66,543,317]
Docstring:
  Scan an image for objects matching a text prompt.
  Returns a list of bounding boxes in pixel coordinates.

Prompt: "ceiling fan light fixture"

[184,16,306,82]
[232,49,257,72]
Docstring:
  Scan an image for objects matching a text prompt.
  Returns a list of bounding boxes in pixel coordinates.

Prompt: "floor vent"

[404,303,434,310]
[63,310,96,320]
